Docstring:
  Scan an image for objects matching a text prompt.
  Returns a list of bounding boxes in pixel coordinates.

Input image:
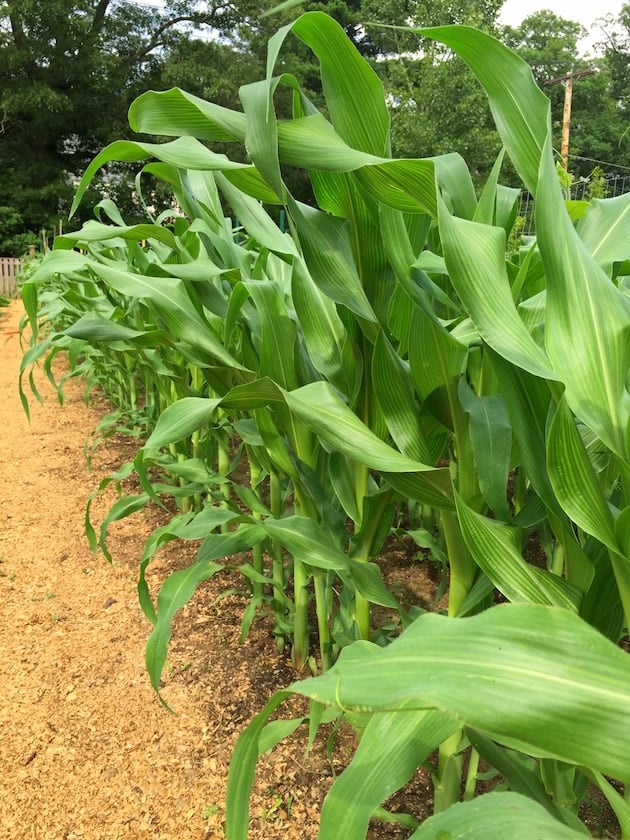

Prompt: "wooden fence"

[0,258,23,297]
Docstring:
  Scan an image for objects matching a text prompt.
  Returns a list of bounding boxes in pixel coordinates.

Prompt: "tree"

[501,10,586,84]
[596,2,630,111]
[0,0,255,238]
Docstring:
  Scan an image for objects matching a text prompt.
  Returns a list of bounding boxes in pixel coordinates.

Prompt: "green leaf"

[129,87,247,142]
[547,398,618,554]
[414,26,549,196]
[146,560,223,690]
[319,707,457,838]
[291,260,359,398]
[244,281,298,391]
[226,691,292,840]
[145,397,222,448]
[89,262,245,369]
[63,312,166,346]
[578,192,630,269]
[57,219,178,249]
[269,12,389,158]
[438,200,555,381]
[263,516,348,571]
[536,143,630,458]
[458,379,512,520]
[408,791,587,839]
[286,198,378,324]
[283,381,445,479]
[294,604,630,783]
[147,525,265,692]
[71,136,251,217]
[488,350,564,520]
[373,330,433,464]
[466,729,571,823]
[455,494,580,610]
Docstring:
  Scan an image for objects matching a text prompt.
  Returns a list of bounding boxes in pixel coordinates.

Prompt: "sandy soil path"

[0,301,229,839]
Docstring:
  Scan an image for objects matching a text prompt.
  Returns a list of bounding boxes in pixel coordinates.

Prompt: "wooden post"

[545,68,596,171]
[560,73,573,171]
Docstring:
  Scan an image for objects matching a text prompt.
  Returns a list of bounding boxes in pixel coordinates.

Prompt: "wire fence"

[517,175,630,237]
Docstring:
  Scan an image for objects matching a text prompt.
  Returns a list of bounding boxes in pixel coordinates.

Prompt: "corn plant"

[20,8,630,837]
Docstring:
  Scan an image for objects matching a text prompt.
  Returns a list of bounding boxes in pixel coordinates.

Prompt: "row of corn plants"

[20,11,630,838]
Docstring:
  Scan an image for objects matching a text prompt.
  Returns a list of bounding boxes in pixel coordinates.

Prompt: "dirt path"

[0,300,327,839]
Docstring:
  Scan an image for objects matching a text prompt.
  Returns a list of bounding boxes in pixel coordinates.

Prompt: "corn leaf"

[408,792,587,839]
[294,603,630,782]
[318,706,457,838]
[455,494,581,610]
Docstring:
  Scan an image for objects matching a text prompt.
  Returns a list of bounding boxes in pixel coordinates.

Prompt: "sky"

[499,0,624,53]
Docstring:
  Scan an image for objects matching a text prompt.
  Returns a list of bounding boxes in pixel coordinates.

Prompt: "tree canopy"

[0,0,259,240]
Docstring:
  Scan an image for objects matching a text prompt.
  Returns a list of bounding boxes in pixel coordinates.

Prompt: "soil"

[0,299,621,840]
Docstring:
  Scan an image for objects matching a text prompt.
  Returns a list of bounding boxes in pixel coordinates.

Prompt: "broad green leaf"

[319,707,457,839]
[89,262,246,369]
[408,792,586,839]
[536,142,630,458]
[239,76,285,200]
[145,397,222,448]
[465,730,573,824]
[488,350,564,520]
[219,377,285,411]
[71,137,251,217]
[380,470,455,511]
[328,453,362,523]
[57,219,178,249]
[287,198,377,323]
[215,172,296,256]
[291,260,359,399]
[295,604,630,782]
[284,381,435,474]
[408,308,467,407]
[96,493,150,562]
[129,87,246,141]
[455,494,580,610]
[415,26,549,196]
[373,330,433,464]
[226,691,292,840]
[547,398,618,554]
[438,200,555,381]
[244,281,298,391]
[268,12,389,158]
[474,149,506,226]
[458,379,512,520]
[347,558,401,610]
[263,516,347,571]
[63,312,167,346]
[578,192,630,268]
[145,560,223,691]
[146,524,266,693]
